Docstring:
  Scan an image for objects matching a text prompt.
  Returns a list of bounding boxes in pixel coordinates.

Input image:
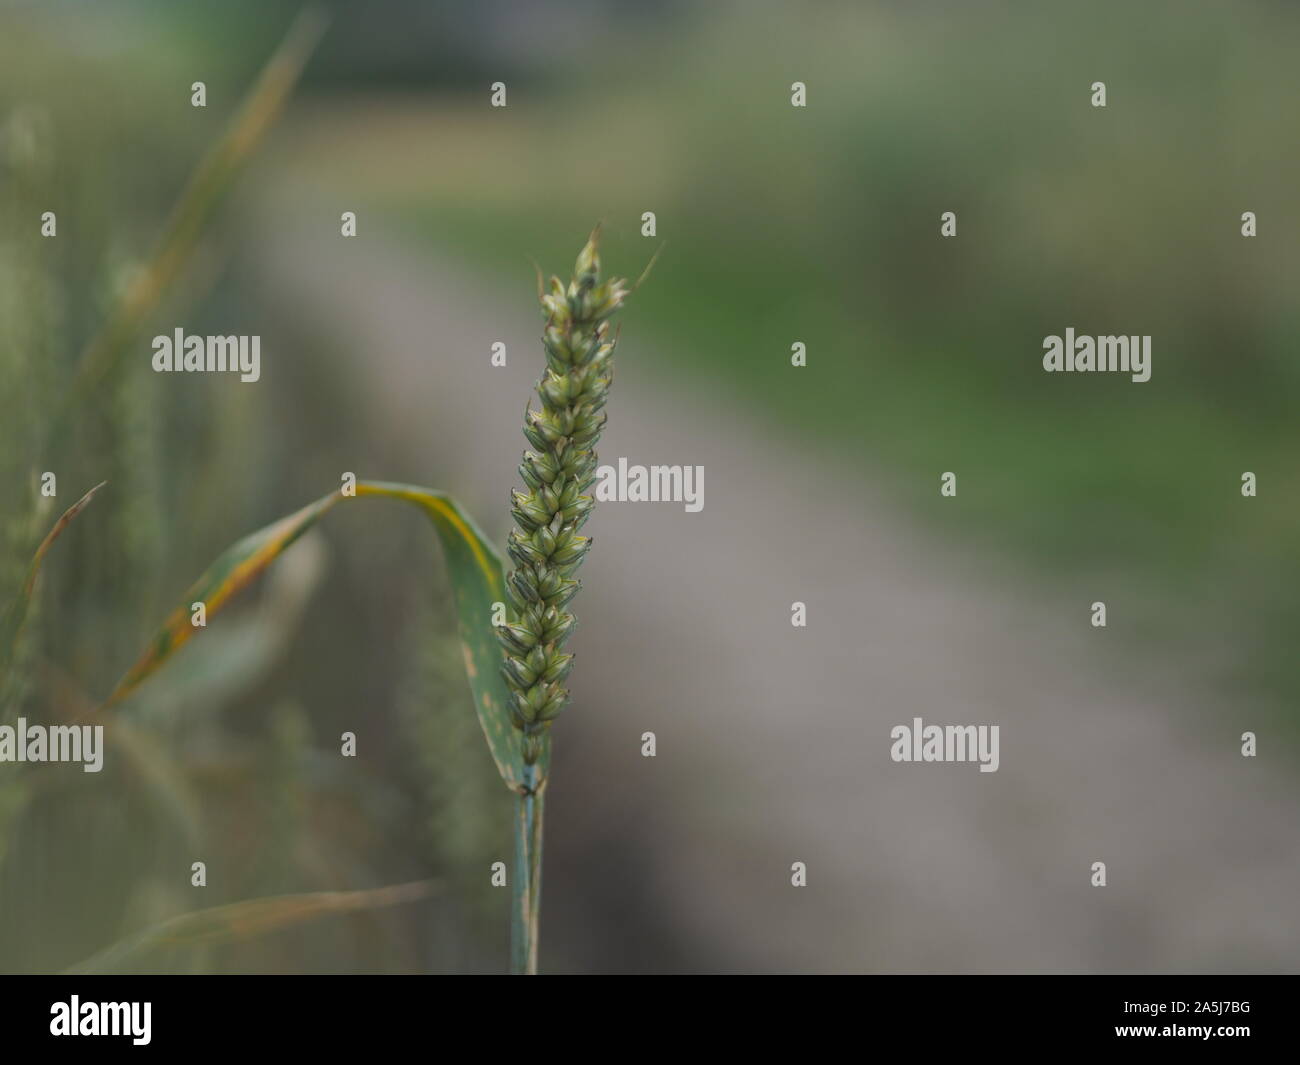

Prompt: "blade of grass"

[68,6,329,407]
[0,481,106,689]
[64,880,435,974]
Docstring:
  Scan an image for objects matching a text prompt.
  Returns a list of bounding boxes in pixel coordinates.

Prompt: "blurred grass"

[0,3,503,974]
[264,0,1300,733]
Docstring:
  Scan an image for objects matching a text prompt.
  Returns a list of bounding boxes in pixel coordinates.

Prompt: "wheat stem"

[510,764,544,974]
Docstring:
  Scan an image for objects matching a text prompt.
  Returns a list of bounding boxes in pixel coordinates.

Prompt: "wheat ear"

[496,226,630,766]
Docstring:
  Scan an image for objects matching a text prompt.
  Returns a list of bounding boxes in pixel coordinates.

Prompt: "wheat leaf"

[104,482,538,793]
[103,491,342,708]
[64,880,434,974]
[352,481,541,792]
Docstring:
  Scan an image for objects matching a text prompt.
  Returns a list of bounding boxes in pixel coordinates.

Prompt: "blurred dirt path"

[252,209,1300,974]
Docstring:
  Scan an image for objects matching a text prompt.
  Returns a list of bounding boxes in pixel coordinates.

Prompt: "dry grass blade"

[70,6,329,403]
[0,481,107,687]
[64,880,435,973]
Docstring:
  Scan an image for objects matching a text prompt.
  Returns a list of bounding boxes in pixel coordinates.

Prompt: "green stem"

[510,761,544,974]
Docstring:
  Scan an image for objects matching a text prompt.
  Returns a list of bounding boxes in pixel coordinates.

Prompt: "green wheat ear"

[497,226,632,766]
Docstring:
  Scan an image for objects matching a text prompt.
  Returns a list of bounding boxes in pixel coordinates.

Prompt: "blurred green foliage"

[3,0,1299,974]
[304,1,1300,732]
[0,4,506,974]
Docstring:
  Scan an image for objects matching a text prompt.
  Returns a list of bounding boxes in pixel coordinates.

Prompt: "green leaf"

[354,482,545,794]
[65,880,434,974]
[0,481,107,689]
[105,482,540,793]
